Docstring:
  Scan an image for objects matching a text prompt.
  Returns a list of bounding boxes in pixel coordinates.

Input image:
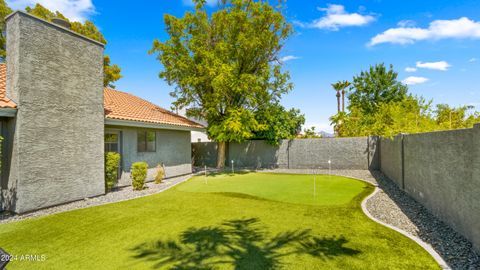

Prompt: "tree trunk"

[216,141,226,169]
[341,89,345,112]
[336,91,341,113]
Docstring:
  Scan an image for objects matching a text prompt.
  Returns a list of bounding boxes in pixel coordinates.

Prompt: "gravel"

[0,174,192,224]
[365,171,480,270]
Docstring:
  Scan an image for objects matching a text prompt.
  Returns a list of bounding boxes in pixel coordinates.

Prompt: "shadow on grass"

[131,218,360,270]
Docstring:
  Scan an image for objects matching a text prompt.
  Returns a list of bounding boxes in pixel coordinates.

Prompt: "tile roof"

[104,88,204,129]
[0,64,17,108]
[0,63,203,129]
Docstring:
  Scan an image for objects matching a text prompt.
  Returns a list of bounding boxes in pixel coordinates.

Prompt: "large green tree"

[253,103,305,145]
[151,0,294,168]
[348,63,407,115]
[0,3,121,88]
[0,0,11,61]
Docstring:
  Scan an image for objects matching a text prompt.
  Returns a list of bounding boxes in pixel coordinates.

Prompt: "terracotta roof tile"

[0,64,17,108]
[0,63,203,129]
[104,88,204,129]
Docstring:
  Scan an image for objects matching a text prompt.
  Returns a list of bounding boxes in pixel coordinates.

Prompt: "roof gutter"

[105,118,206,132]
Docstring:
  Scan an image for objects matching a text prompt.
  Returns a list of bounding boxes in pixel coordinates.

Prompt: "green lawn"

[0,172,439,270]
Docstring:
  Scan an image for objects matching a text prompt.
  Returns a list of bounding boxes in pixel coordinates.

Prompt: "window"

[138,130,156,152]
[105,133,119,153]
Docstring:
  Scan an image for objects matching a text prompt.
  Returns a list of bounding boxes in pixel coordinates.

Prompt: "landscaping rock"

[0,174,192,224]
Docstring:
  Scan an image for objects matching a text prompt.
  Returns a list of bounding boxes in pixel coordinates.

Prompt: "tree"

[331,80,350,113]
[341,80,351,112]
[253,103,305,145]
[0,0,12,61]
[151,0,293,168]
[331,82,342,113]
[349,63,407,115]
[104,55,122,88]
[0,3,122,87]
[434,104,479,130]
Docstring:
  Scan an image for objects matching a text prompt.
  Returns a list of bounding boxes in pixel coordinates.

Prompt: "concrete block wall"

[379,135,404,188]
[192,137,379,170]
[3,12,105,213]
[379,125,480,251]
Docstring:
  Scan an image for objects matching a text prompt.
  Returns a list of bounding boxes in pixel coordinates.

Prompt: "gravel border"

[0,174,193,224]
[366,171,480,270]
[258,168,479,270]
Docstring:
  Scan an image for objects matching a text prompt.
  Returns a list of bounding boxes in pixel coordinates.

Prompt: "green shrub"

[0,136,3,173]
[154,163,165,184]
[105,152,121,192]
[131,162,148,190]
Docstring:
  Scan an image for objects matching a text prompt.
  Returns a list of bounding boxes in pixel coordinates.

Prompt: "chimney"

[51,18,71,29]
[5,11,105,213]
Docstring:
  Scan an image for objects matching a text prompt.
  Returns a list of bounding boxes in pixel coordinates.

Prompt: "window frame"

[137,130,156,153]
[105,132,120,153]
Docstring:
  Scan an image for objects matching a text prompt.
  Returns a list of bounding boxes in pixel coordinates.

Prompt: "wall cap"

[5,11,105,47]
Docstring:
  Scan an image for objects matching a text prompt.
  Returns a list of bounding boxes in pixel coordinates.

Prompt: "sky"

[7,0,480,133]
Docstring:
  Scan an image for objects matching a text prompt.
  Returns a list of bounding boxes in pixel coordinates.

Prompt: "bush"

[154,163,165,184]
[105,152,121,192]
[131,162,148,190]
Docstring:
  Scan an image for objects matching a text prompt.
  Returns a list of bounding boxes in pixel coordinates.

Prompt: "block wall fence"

[379,124,480,252]
[192,124,480,251]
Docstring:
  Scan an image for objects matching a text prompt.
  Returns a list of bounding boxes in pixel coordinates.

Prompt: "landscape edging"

[361,187,450,270]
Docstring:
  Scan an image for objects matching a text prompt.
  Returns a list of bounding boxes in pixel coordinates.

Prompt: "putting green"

[178,172,368,206]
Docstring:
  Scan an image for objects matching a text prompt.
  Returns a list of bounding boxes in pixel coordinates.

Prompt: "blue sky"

[8,0,480,132]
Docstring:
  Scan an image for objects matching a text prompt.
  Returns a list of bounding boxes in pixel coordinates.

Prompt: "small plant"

[154,163,165,184]
[131,162,148,190]
[105,152,121,192]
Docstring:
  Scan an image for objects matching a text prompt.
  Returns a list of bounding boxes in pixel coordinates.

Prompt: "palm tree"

[341,80,351,112]
[331,82,343,113]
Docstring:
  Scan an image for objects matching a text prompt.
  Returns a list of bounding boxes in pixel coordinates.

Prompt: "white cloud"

[416,61,451,71]
[280,55,300,62]
[402,76,429,85]
[182,0,217,7]
[7,0,95,22]
[469,58,478,62]
[369,17,480,46]
[308,4,375,31]
[397,20,416,28]
[405,67,417,72]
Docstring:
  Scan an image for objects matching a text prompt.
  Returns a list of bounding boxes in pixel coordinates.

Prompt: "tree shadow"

[131,218,360,269]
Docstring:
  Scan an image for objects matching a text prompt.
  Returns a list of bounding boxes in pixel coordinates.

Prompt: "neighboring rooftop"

[0,64,17,108]
[0,63,203,129]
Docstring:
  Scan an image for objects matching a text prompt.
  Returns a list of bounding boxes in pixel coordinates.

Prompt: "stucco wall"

[107,126,192,187]
[4,12,105,213]
[379,125,480,251]
[379,135,404,187]
[192,137,378,170]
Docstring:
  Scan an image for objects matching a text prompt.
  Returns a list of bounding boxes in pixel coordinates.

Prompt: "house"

[0,11,204,214]
[176,108,211,143]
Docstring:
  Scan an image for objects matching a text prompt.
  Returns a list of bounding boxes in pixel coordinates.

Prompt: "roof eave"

[0,107,17,117]
[105,118,206,132]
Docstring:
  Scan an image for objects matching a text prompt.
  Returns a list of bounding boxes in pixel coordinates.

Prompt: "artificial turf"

[0,172,439,269]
